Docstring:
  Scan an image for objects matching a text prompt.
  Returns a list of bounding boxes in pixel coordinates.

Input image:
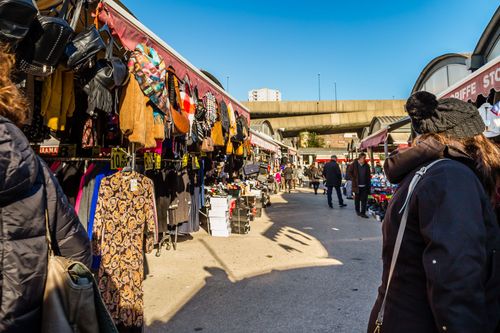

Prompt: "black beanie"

[405,91,485,139]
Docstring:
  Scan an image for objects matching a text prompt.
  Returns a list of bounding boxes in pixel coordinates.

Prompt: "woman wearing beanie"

[368,91,500,333]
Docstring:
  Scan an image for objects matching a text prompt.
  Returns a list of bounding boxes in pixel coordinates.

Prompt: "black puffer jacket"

[368,138,500,333]
[0,117,91,332]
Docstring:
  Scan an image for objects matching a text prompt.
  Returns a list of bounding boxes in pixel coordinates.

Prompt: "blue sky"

[121,1,499,101]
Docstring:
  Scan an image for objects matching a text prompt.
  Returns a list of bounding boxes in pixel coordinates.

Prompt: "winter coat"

[283,167,294,181]
[322,161,342,187]
[347,160,371,194]
[0,117,91,332]
[367,138,500,333]
[308,166,321,183]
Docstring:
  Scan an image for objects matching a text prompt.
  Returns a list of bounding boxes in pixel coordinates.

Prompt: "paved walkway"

[143,188,382,333]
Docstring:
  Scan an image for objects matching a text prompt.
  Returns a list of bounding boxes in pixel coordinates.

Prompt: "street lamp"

[317,73,321,101]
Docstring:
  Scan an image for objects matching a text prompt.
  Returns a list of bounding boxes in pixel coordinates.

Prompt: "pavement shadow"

[145,264,377,333]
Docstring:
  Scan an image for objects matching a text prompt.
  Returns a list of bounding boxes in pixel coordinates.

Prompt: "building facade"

[248,88,282,102]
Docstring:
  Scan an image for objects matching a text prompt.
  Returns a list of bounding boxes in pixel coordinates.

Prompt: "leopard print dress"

[92,171,157,328]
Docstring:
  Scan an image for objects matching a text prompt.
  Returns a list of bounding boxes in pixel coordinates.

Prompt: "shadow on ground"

[145,188,382,333]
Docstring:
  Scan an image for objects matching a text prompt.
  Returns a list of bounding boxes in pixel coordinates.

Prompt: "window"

[487,37,500,62]
[421,64,469,95]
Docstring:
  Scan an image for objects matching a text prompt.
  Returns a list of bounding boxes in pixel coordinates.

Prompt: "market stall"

[6,0,259,331]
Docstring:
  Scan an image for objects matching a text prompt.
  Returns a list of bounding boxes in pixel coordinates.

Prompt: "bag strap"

[69,0,85,30]
[374,158,449,332]
[38,160,55,256]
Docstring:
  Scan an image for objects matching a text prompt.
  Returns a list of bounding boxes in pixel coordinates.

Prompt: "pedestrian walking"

[368,91,500,333]
[283,163,294,193]
[322,155,347,208]
[347,153,371,218]
[274,171,282,192]
[292,164,299,189]
[309,164,321,195]
[0,48,91,332]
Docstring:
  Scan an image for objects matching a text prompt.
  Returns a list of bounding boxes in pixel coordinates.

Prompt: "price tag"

[144,152,154,171]
[111,148,128,170]
[130,179,138,192]
[154,153,161,170]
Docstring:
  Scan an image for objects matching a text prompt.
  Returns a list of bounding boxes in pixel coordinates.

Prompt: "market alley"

[143,189,382,333]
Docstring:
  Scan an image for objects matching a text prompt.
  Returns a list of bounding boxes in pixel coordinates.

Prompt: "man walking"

[283,163,294,193]
[347,153,371,218]
[322,155,347,209]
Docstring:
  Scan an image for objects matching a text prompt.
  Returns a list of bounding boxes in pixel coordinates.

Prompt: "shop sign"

[441,59,500,102]
[39,144,76,157]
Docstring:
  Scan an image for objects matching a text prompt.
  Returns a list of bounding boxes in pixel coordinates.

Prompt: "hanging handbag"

[83,28,128,115]
[40,168,118,333]
[201,137,214,152]
[65,0,107,71]
[373,159,448,333]
[0,0,37,45]
[17,0,74,76]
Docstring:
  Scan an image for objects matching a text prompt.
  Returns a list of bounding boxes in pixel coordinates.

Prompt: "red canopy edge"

[360,128,388,149]
[99,0,250,121]
[250,130,279,153]
[438,57,500,102]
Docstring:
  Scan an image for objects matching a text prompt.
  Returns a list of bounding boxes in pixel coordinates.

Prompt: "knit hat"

[405,91,485,139]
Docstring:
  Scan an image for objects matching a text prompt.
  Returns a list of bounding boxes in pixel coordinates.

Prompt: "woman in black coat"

[0,49,91,332]
[368,92,500,333]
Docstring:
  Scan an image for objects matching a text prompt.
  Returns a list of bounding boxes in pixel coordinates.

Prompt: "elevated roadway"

[243,100,406,137]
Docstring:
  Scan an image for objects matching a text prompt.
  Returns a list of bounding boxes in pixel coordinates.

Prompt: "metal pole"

[384,140,389,159]
[318,73,321,101]
[334,82,338,111]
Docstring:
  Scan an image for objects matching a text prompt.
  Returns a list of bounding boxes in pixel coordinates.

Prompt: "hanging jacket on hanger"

[119,75,156,148]
[41,68,75,131]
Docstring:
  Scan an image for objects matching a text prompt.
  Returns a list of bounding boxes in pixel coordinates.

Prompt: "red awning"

[360,128,388,149]
[438,57,500,102]
[98,0,250,121]
[250,131,279,153]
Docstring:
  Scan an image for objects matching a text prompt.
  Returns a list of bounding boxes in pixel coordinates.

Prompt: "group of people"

[271,163,304,194]
[306,154,371,218]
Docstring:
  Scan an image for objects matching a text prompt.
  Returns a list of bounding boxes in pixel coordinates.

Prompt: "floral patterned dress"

[92,171,157,329]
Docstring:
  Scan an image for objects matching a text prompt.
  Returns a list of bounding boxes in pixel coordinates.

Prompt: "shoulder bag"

[17,0,74,76]
[40,166,118,333]
[373,159,448,333]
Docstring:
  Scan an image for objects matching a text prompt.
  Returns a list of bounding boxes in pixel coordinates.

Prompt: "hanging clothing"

[128,44,169,114]
[41,69,75,131]
[148,169,191,232]
[92,171,157,329]
[227,103,237,139]
[119,75,157,148]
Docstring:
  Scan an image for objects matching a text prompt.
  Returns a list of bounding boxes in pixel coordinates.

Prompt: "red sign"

[440,58,500,102]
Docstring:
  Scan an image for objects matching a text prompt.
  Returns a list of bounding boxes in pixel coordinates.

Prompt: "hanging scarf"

[128,44,169,114]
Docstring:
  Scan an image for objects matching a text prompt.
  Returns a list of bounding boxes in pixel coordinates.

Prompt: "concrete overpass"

[243,100,406,137]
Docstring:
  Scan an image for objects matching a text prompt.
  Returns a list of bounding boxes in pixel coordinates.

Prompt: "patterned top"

[92,171,157,328]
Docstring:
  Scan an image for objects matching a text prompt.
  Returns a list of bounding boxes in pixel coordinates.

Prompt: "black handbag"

[66,26,105,70]
[65,1,106,70]
[0,0,37,45]
[83,27,128,115]
[17,0,74,76]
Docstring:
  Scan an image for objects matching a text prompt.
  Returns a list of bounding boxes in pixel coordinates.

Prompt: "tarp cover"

[360,128,388,149]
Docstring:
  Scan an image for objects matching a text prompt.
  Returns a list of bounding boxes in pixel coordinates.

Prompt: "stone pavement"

[143,187,383,333]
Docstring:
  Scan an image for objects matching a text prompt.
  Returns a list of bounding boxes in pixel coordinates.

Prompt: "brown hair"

[419,132,500,201]
[0,44,28,126]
